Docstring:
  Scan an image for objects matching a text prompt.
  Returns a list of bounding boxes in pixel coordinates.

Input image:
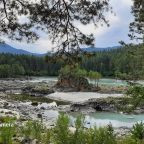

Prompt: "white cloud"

[76,12,120,36]
[121,0,133,7]
[4,0,134,52]
[34,38,53,53]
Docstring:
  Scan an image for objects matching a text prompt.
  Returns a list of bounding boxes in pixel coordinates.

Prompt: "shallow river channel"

[29,77,144,128]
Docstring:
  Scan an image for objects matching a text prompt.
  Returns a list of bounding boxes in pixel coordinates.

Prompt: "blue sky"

[5,0,135,54]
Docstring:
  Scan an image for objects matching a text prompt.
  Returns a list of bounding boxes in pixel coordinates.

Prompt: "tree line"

[0,53,61,78]
[82,44,144,80]
[0,44,143,79]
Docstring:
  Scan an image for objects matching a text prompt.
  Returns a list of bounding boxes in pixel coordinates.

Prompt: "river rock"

[133,107,144,114]
[22,82,54,96]
[70,99,114,112]
[0,109,20,119]
[70,97,127,113]
[115,127,131,137]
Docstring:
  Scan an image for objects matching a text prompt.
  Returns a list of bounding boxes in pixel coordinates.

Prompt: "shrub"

[53,113,71,144]
[131,122,144,140]
[0,116,16,123]
[21,121,32,139]
[88,71,102,87]
[0,124,15,144]
[41,129,51,144]
[86,125,116,144]
[59,64,87,78]
[71,115,86,144]
[126,85,144,108]
[21,120,43,141]
[31,121,44,141]
[118,136,137,144]
[2,113,144,144]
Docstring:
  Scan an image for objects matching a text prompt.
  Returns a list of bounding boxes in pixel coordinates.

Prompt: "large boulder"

[70,97,122,113]
[55,75,100,92]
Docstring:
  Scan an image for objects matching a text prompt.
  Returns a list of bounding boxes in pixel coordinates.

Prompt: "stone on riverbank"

[22,83,54,96]
[70,97,144,114]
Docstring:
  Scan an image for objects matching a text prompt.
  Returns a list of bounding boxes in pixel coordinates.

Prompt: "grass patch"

[0,116,17,123]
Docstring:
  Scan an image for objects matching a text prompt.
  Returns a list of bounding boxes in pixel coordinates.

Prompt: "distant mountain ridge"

[82,46,120,52]
[0,43,120,56]
[0,43,44,56]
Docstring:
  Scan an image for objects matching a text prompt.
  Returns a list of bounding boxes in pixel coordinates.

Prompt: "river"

[29,76,127,86]
[28,77,144,128]
[43,110,144,128]
[29,76,144,87]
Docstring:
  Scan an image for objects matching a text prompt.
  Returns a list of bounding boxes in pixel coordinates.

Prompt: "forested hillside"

[0,54,61,77]
[82,44,144,80]
[0,44,143,79]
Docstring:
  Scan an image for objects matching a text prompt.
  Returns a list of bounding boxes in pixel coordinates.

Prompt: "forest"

[82,44,144,80]
[0,44,143,80]
[0,54,61,77]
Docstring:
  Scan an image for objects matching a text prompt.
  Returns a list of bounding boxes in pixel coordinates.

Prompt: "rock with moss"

[70,97,144,114]
[55,65,101,92]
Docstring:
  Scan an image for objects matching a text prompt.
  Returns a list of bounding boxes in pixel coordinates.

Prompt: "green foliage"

[21,121,33,139]
[11,64,25,76]
[131,122,144,140]
[88,71,102,87]
[126,85,144,108]
[59,64,87,78]
[82,45,144,80]
[0,124,15,144]
[53,113,71,144]
[0,64,25,78]
[0,65,11,78]
[1,114,144,144]
[115,71,131,80]
[53,114,116,144]
[86,125,116,144]
[0,116,16,123]
[0,44,144,79]
[21,120,43,141]
[59,65,71,76]
[71,115,86,144]
[75,68,87,78]
[118,136,137,144]
[41,129,51,144]
[0,53,61,77]
[31,121,44,141]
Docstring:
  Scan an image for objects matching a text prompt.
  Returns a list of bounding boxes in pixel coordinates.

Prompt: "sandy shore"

[46,92,123,103]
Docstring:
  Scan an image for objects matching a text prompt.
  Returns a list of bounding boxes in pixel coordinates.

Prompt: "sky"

[5,0,135,54]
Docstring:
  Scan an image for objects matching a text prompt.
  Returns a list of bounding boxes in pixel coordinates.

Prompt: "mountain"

[82,46,120,52]
[0,43,120,56]
[0,43,44,56]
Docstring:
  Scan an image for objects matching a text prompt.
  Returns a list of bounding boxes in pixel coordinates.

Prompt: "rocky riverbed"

[0,77,143,138]
[0,78,67,127]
